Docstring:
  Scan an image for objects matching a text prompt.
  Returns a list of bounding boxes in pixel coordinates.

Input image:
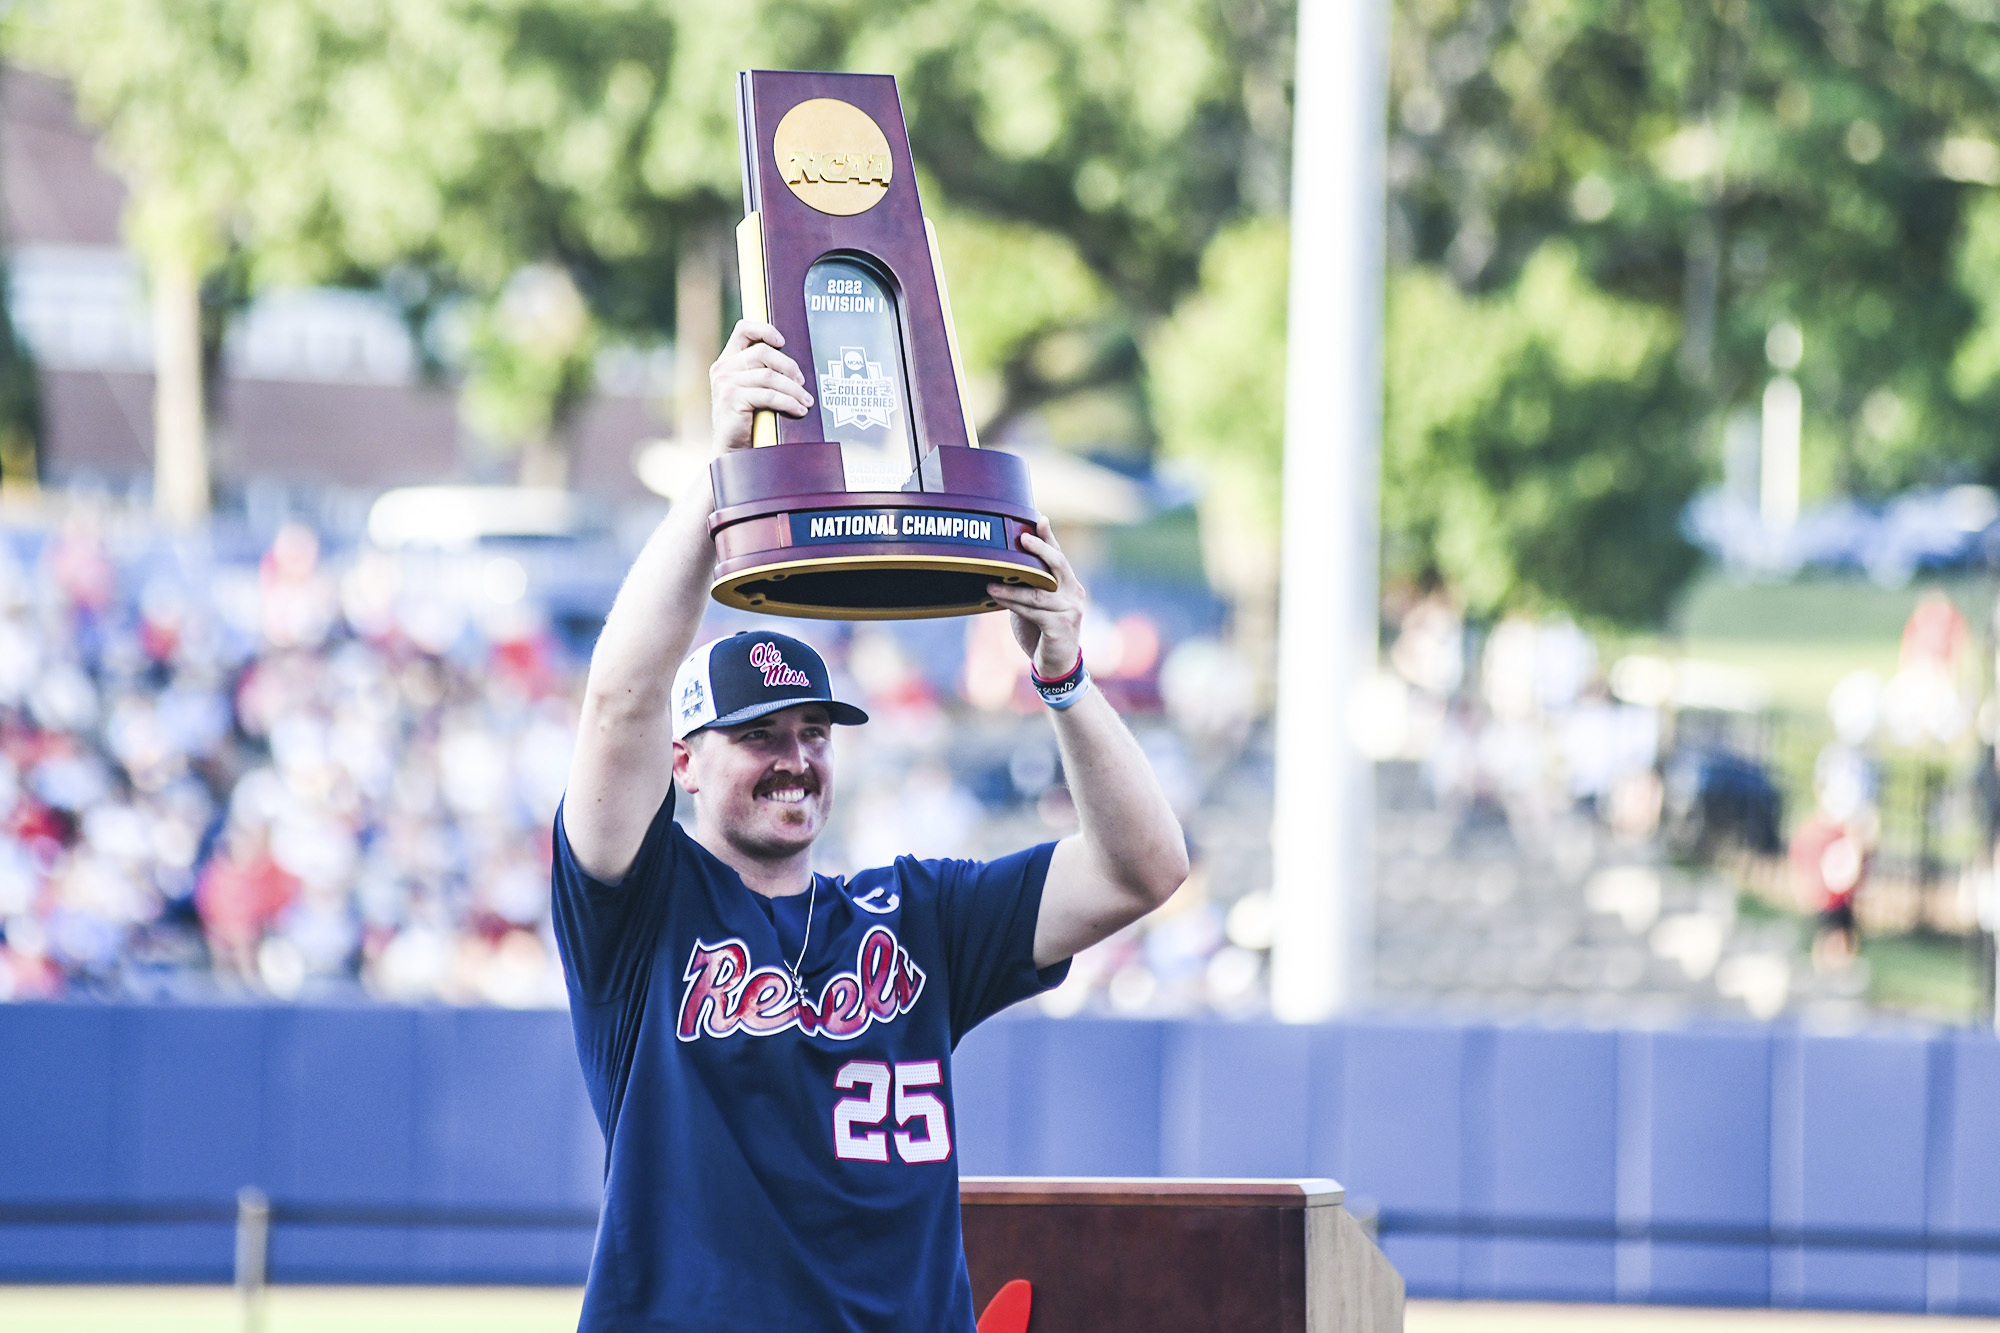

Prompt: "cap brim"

[701,697,870,732]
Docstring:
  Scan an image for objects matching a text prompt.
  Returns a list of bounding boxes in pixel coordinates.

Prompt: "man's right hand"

[709,320,813,453]
[568,318,810,883]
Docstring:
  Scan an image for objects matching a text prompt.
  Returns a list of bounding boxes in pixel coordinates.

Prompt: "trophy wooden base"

[707,442,1056,621]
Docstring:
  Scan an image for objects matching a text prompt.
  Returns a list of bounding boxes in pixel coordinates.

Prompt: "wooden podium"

[960,1179,1404,1333]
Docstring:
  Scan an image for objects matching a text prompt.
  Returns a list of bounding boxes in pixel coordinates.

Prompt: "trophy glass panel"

[803,256,916,492]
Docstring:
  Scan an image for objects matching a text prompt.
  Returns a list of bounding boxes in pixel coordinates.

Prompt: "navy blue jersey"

[552,786,1066,1331]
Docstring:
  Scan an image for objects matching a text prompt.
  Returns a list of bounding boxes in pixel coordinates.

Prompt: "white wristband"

[1039,667,1093,710]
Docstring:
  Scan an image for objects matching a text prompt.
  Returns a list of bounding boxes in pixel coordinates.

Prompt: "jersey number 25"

[832,1060,951,1164]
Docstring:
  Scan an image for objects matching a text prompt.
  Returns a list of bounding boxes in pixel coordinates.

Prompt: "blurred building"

[1,68,661,502]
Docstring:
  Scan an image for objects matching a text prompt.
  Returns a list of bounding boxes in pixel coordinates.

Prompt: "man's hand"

[567,320,810,882]
[709,320,813,454]
[993,517,1190,969]
[986,520,1084,679]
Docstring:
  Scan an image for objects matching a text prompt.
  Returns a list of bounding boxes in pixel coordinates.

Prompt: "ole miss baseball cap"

[671,631,870,741]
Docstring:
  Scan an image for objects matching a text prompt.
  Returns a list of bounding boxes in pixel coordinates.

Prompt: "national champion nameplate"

[790,508,1006,549]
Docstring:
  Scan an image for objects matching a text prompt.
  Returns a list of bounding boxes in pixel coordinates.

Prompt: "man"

[555,320,1188,1331]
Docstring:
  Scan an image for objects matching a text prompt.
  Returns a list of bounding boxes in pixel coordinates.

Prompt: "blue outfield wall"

[1,1005,1996,1313]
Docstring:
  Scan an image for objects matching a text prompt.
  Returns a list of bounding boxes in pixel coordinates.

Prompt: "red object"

[1030,652,1084,686]
[1901,592,1968,673]
[1789,812,1865,910]
[491,634,562,698]
[50,524,114,612]
[139,616,180,663]
[196,846,300,949]
[976,1279,1032,1333]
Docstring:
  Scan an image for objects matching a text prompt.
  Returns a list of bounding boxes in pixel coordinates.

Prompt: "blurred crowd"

[0,509,577,1005]
[1376,590,1665,846]
[812,608,1280,1022]
[1785,589,1988,968]
[16,502,1963,1016]
[0,505,1286,1013]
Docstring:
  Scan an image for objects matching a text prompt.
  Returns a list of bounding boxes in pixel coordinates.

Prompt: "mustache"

[753,769,821,798]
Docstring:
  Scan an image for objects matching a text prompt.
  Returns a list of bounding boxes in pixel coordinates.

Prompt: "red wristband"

[1031,651,1085,686]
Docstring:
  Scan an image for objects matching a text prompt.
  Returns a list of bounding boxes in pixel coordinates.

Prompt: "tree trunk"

[676,223,725,447]
[516,433,568,489]
[151,251,209,524]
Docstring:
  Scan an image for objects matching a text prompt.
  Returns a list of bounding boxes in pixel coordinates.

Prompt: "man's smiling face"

[674,703,834,863]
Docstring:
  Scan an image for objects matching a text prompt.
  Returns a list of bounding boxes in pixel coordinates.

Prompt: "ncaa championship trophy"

[709,70,1058,620]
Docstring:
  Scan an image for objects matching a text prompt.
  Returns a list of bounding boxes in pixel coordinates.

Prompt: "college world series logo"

[678,925,926,1042]
[820,346,899,432]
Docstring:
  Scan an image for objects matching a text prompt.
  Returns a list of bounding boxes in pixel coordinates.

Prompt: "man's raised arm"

[984,523,1192,969]
[563,321,812,882]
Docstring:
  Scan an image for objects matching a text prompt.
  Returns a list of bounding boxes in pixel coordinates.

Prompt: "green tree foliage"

[866,0,1295,447]
[1149,217,1700,625]
[1392,0,2000,499]
[10,0,743,305]
[924,203,1115,433]
[460,265,600,484]
[888,0,1292,303]
[8,0,1288,471]
[7,0,714,476]
[1385,245,1700,623]
[1146,216,1286,575]
[1130,0,2000,627]
[33,0,1995,633]
[1951,191,2000,401]
[1151,0,1732,630]
[0,265,41,489]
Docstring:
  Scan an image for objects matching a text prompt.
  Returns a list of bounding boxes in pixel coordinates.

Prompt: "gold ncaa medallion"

[772,98,894,216]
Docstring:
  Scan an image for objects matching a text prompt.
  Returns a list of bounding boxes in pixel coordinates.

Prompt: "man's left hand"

[986,520,1084,679]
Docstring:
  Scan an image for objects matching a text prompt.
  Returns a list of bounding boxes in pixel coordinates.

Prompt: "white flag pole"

[1269,0,1389,1021]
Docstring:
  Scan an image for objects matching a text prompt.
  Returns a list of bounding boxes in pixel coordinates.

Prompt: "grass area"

[1606,570,1996,713]
[0,1286,584,1333]
[1408,1301,2000,1330]
[1734,876,1987,1021]
[1654,639,1903,714]
[1733,888,1799,927]
[1600,628,1902,713]
[1735,887,1986,1022]
[1670,572,1997,645]
[1862,932,1991,1019]
[1647,575,1996,1023]
[5,1289,1995,1332]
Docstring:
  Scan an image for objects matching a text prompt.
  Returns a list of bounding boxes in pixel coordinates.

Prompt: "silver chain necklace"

[784,874,819,999]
